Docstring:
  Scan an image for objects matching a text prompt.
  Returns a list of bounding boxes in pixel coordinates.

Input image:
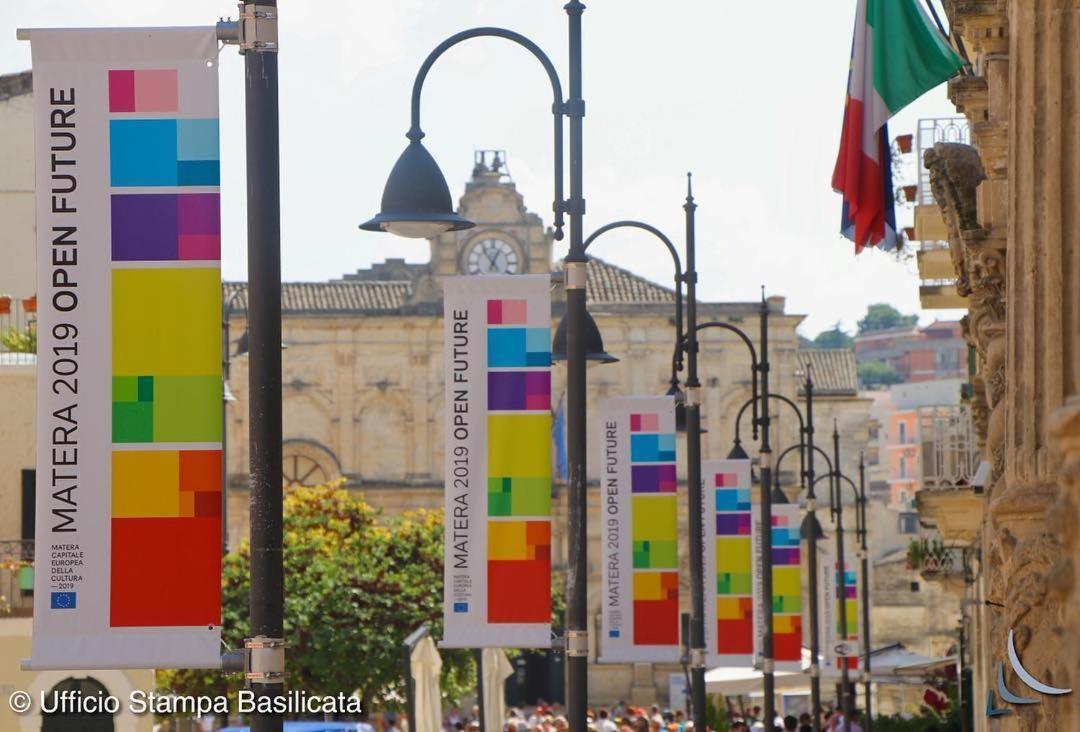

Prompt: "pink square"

[501,299,527,324]
[640,413,659,432]
[630,414,642,432]
[526,393,550,410]
[716,472,739,487]
[772,515,788,526]
[134,69,178,112]
[109,70,135,112]
[179,234,221,261]
[487,299,503,324]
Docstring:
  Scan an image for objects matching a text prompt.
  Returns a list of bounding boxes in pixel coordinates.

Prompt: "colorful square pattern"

[485,296,551,625]
[109,69,178,113]
[633,571,679,645]
[770,507,802,664]
[109,66,222,631]
[714,468,753,656]
[110,118,220,187]
[111,193,220,261]
[836,562,859,669]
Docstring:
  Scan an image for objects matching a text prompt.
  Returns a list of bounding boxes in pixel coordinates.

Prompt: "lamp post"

[858,455,872,731]
[361,6,594,728]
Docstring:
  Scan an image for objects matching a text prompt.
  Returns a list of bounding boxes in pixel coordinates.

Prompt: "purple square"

[111,193,178,261]
[177,193,220,235]
[716,512,751,536]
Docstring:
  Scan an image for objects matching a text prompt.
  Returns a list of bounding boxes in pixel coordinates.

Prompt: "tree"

[857,359,904,388]
[158,484,475,713]
[856,303,918,334]
[811,326,854,350]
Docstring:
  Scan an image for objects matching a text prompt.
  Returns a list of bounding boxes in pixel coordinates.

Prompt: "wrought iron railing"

[0,540,35,616]
[916,117,970,206]
[920,405,978,490]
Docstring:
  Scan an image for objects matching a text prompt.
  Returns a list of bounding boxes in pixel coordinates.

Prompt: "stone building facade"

[222,159,872,705]
[913,3,1080,730]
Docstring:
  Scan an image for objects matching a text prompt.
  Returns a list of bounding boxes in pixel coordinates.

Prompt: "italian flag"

[832,0,963,252]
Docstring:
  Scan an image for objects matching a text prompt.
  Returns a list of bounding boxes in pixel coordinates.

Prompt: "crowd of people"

[435,703,869,732]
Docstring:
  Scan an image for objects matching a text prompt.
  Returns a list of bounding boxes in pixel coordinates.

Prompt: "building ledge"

[915,486,984,546]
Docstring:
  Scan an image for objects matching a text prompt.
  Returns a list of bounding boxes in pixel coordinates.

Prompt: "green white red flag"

[832,0,963,252]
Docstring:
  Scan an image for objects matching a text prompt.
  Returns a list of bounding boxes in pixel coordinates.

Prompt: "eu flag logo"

[453,602,468,613]
[50,592,76,609]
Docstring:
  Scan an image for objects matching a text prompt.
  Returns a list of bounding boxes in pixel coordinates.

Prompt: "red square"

[717,611,754,654]
[716,472,739,487]
[488,559,550,623]
[179,450,221,493]
[774,619,803,662]
[630,414,642,432]
[111,517,221,627]
[633,599,678,645]
[487,299,502,324]
[194,491,221,518]
[108,70,135,112]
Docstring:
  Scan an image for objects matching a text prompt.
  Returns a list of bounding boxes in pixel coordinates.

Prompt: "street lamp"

[361,7,594,728]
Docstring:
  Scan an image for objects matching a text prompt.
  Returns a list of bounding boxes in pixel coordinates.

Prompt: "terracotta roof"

[223,280,411,314]
[224,256,675,314]
[0,71,32,102]
[797,349,859,396]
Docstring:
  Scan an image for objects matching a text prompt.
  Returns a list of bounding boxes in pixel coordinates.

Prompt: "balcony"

[915,405,983,547]
[0,540,34,617]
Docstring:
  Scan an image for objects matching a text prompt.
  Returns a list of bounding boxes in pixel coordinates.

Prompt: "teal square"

[525,328,550,353]
[177,119,220,161]
[137,375,154,402]
[110,119,178,186]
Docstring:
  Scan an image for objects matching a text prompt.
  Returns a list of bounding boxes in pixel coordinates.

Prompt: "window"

[898,512,919,534]
[910,581,920,592]
[899,422,907,444]
[900,456,907,478]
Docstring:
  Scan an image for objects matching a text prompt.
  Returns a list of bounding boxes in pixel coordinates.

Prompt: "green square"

[633,541,650,569]
[730,573,752,594]
[113,401,153,442]
[113,376,138,402]
[647,540,678,568]
[774,595,802,613]
[509,477,551,516]
[488,491,511,517]
[153,375,221,442]
[137,375,154,402]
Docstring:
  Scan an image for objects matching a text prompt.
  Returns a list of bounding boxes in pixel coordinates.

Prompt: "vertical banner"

[703,459,754,668]
[28,27,223,669]
[597,396,679,663]
[751,503,803,672]
[442,275,552,648]
[821,545,861,669]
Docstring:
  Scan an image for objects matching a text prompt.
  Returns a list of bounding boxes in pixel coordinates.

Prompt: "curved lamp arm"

[733,392,805,480]
[774,442,805,491]
[779,443,833,501]
[832,473,863,535]
[408,28,566,239]
[584,221,685,385]
[693,320,759,436]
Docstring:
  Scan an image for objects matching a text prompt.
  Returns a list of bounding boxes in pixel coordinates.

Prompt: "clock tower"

[429,150,554,279]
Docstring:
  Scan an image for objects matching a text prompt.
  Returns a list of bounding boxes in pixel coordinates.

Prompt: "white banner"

[442,275,552,648]
[703,459,754,668]
[597,395,679,663]
[751,503,803,672]
[820,544,861,668]
[27,27,223,669]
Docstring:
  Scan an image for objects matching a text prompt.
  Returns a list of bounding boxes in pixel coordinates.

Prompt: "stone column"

[988,2,1080,729]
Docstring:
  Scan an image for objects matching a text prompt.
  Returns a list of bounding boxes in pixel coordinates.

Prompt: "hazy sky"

[2,0,964,336]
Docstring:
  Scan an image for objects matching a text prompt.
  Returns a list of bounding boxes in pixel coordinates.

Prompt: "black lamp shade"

[727,441,750,460]
[360,140,475,237]
[551,310,618,364]
[800,511,825,540]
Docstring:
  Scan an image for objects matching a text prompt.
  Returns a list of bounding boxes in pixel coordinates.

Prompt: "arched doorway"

[41,677,115,732]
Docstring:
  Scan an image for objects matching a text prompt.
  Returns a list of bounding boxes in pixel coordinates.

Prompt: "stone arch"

[23,671,137,732]
[282,438,342,487]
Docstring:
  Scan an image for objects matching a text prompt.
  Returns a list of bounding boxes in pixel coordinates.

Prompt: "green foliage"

[857,360,904,388]
[811,325,854,350]
[158,484,475,712]
[857,303,918,334]
[0,323,36,353]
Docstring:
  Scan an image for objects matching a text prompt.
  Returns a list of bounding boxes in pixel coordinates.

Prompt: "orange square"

[179,450,221,493]
[179,492,195,518]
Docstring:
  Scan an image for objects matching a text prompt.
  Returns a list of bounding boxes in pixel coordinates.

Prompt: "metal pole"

[833,427,851,732]
[804,368,822,732]
[859,457,872,731]
[758,292,776,728]
[683,176,706,732]
[476,649,486,732]
[563,3,589,730]
[244,2,284,728]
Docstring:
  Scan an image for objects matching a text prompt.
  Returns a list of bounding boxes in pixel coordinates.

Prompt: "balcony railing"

[916,117,970,206]
[0,540,35,616]
[920,405,978,490]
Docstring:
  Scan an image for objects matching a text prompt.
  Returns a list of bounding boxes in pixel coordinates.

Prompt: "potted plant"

[0,295,10,316]
[902,184,919,203]
[895,134,914,154]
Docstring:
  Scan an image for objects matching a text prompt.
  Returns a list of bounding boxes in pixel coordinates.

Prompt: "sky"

[1,0,965,337]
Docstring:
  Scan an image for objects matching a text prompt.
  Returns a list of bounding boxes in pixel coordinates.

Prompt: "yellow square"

[773,566,801,595]
[112,267,221,376]
[716,597,746,620]
[112,450,179,517]
[716,537,751,571]
[488,414,551,478]
[632,495,677,542]
[487,521,527,560]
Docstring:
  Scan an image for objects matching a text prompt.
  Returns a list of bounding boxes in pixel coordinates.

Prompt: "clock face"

[465,237,520,275]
